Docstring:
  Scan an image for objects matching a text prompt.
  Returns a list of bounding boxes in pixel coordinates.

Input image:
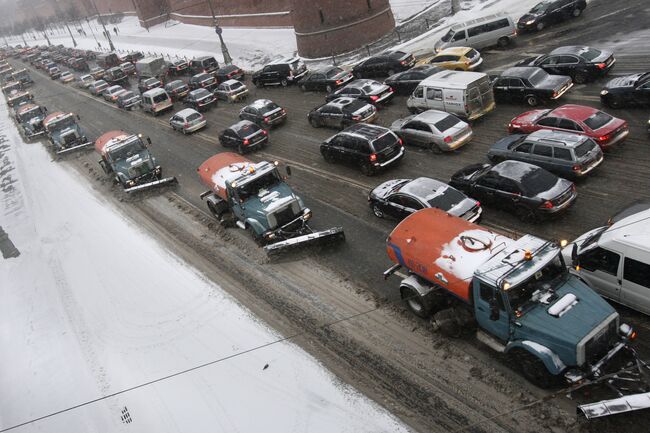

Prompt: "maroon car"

[508,104,628,150]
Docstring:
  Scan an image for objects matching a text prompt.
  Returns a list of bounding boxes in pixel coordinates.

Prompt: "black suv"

[517,0,587,32]
[299,66,353,93]
[252,57,307,87]
[449,160,577,221]
[492,66,572,106]
[308,97,377,130]
[104,66,128,86]
[189,73,218,91]
[320,123,405,176]
[516,46,615,84]
[239,99,287,128]
[384,64,442,96]
[600,72,650,108]
[189,56,219,75]
[352,51,415,78]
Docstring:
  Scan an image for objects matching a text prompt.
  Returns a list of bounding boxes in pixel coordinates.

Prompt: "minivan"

[407,70,495,120]
[97,52,121,69]
[140,88,173,116]
[189,56,219,75]
[435,14,516,52]
[563,209,650,315]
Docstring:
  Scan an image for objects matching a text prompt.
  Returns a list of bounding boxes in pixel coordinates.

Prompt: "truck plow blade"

[25,131,45,139]
[264,227,345,254]
[578,392,650,419]
[124,176,177,193]
[55,141,93,155]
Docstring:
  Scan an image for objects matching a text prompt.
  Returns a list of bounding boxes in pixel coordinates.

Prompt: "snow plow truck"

[15,103,47,139]
[384,208,650,418]
[95,130,176,193]
[198,152,344,254]
[43,111,91,154]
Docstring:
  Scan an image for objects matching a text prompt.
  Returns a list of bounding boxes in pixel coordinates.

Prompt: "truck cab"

[15,103,47,139]
[43,111,90,154]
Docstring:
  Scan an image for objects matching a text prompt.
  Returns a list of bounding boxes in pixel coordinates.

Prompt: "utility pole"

[65,22,77,47]
[86,17,99,47]
[205,0,232,65]
[89,0,115,51]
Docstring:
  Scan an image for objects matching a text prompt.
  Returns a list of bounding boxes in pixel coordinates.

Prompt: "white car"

[169,108,207,134]
[102,85,127,103]
[77,74,94,88]
[60,71,75,84]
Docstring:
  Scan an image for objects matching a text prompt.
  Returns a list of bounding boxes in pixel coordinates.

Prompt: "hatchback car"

[169,59,189,75]
[239,99,287,128]
[508,104,628,150]
[417,47,483,71]
[188,72,217,91]
[59,71,74,83]
[600,72,650,108]
[516,46,615,84]
[368,177,482,222]
[116,91,141,110]
[164,80,190,101]
[308,97,377,130]
[517,0,587,32]
[299,66,353,93]
[189,55,219,75]
[214,79,248,103]
[215,64,244,83]
[384,65,443,96]
[48,67,61,80]
[320,123,405,176]
[219,120,269,154]
[120,61,136,75]
[390,110,473,153]
[352,51,415,78]
[326,79,394,105]
[184,88,217,111]
[492,66,572,106]
[138,77,162,94]
[89,80,109,96]
[103,85,127,102]
[76,74,94,88]
[450,160,576,221]
[169,108,206,134]
[487,129,603,178]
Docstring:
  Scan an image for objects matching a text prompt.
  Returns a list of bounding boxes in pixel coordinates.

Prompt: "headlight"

[127,180,135,186]
[525,20,535,25]
[600,89,608,95]
[264,232,276,240]
[302,208,312,220]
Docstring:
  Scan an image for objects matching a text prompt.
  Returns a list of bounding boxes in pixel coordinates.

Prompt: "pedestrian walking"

[113,26,118,35]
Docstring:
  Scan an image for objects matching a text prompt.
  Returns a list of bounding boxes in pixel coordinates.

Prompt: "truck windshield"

[506,253,567,312]
[109,140,146,161]
[20,109,41,122]
[236,170,281,201]
[50,116,76,131]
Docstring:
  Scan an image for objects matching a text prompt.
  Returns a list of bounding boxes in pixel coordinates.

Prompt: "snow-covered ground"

[389,0,443,23]
[0,110,409,432]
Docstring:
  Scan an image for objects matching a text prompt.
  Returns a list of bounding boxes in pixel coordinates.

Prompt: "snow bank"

[0,109,408,431]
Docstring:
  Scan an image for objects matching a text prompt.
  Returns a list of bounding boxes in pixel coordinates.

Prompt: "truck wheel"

[497,37,510,48]
[400,286,432,318]
[432,309,462,338]
[514,350,556,389]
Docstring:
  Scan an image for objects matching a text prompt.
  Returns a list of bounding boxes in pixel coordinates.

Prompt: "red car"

[508,104,628,150]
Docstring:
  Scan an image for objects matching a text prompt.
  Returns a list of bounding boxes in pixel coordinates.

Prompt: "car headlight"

[302,208,312,220]
[127,180,135,186]
[600,89,608,95]
[526,20,535,25]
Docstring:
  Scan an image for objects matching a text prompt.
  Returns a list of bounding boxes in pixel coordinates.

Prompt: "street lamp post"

[65,22,77,47]
[85,17,99,46]
[89,0,115,51]
[205,0,232,65]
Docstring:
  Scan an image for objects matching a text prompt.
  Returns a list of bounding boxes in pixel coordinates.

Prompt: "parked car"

[516,46,615,84]
[120,61,136,76]
[169,59,189,75]
[251,57,307,87]
[384,65,443,96]
[299,66,353,93]
[140,88,173,116]
[71,57,89,72]
[368,177,482,222]
[320,123,404,176]
[164,79,190,101]
[188,72,217,91]
[97,52,121,69]
[116,90,141,110]
[390,110,473,153]
[122,51,144,64]
[508,104,629,150]
[435,14,516,51]
[325,79,394,105]
[219,120,269,153]
[517,0,587,32]
[88,80,109,96]
[492,66,573,106]
[104,66,128,86]
[417,47,483,71]
[487,129,604,178]
[59,71,74,84]
[239,99,287,128]
[449,160,577,221]
[214,64,244,83]
[137,77,162,94]
[76,74,94,88]
[214,79,248,103]
[89,67,104,80]
[352,51,415,78]
[600,72,650,108]
[103,85,127,103]
[184,88,217,111]
[169,108,206,134]
[189,55,219,75]
[48,67,61,80]
[308,97,377,130]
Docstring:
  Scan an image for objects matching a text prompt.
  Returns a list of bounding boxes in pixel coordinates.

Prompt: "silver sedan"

[390,109,473,153]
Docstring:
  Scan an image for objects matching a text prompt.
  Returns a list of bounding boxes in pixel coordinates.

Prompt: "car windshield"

[506,253,567,312]
[360,82,382,93]
[527,69,548,86]
[236,170,281,201]
[262,101,279,112]
[579,47,602,61]
[530,1,550,14]
[521,167,558,196]
[121,91,135,99]
[441,29,455,42]
[194,89,211,98]
[574,139,596,157]
[434,115,461,132]
[109,139,146,161]
[427,186,467,210]
[326,67,343,78]
[20,109,41,122]
[152,93,168,103]
[583,111,613,130]
[230,81,244,90]
[580,226,607,251]
[145,79,159,86]
[371,132,397,152]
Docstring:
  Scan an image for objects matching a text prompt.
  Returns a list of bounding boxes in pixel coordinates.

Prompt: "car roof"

[549,46,593,56]
[194,55,212,61]
[526,129,589,147]
[176,108,199,117]
[400,177,448,201]
[166,80,185,86]
[315,66,341,74]
[420,70,487,88]
[107,85,122,91]
[341,123,389,139]
[501,66,542,79]
[451,14,509,30]
[548,104,599,119]
[143,87,166,96]
[492,160,546,183]
[249,99,274,108]
[347,79,381,88]
[436,46,473,56]
[217,64,238,72]
[269,56,301,65]
[222,79,241,86]
[413,109,453,123]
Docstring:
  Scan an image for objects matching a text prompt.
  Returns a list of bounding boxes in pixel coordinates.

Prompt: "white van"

[563,209,650,315]
[406,70,495,120]
[434,14,516,52]
[141,88,172,116]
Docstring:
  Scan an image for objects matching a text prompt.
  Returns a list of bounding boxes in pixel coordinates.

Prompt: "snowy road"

[0,113,408,432]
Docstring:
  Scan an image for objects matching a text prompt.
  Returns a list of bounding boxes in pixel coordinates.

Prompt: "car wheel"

[514,350,556,389]
[572,8,582,17]
[430,143,443,154]
[573,72,588,84]
[400,286,432,318]
[360,162,375,176]
[325,85,333,93]
[309,117,321,128]
[536,21,545,31]
[280,79,288,87]
[525,95,539,106]
[607,97,623,109]
[253,80,262,88]
[497,36,510,48]
[371,203,384,218]
[321,150,336,163]
[515,205,537,222]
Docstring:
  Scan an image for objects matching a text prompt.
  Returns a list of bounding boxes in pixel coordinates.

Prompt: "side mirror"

[489,298,500,321]
[146,137,152,145]
[285,166,292,177]
[571,243,578,265]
